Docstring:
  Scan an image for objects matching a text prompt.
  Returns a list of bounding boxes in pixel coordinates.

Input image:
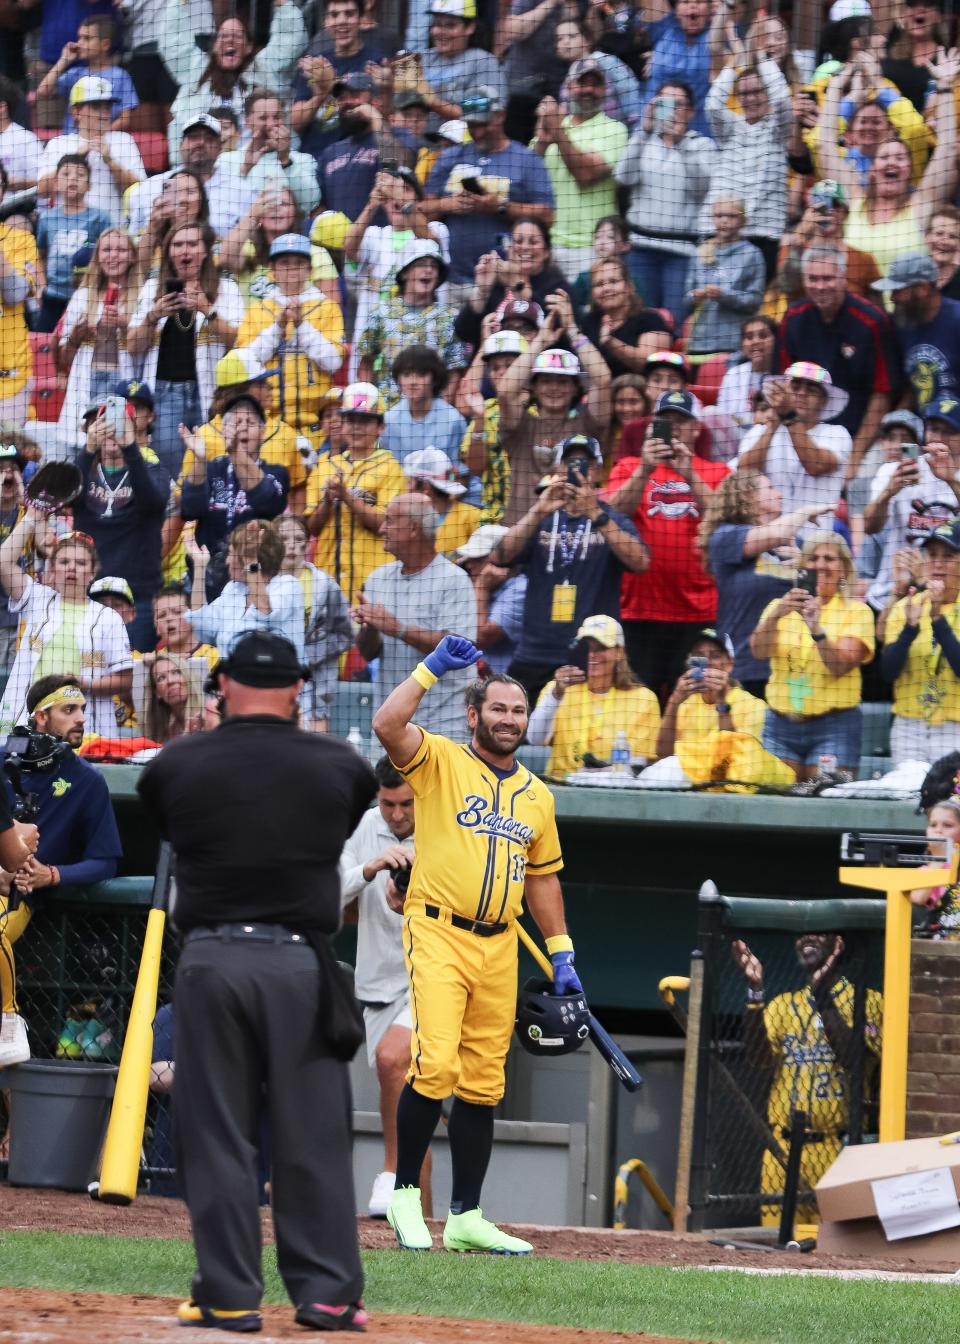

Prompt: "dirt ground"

[2,1186,957,1343]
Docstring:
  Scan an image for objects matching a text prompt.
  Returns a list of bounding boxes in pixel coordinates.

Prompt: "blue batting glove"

[550,951,583,997]
[423,635,480,678]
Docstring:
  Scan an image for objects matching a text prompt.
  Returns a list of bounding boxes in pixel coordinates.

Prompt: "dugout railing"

[680,886,887,1234]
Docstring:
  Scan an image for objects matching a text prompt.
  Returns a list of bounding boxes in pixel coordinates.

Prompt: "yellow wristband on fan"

[546,934,574,956]
[412,662,438,690]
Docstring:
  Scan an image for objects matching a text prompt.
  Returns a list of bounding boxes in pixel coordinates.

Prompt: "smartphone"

[901,442,921,461]
[653,96,674,130]
[568,640,590,673]
[102,394,129,437]
[796,567,818,596]
[651,416,672,444]
[165,278,185,295]
[461,176,488,196]
[566,460,588,485]
[686,654,708,682]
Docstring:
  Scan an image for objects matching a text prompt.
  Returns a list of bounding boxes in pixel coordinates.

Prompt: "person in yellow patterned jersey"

[0,217,36,425]
[372,640,584,1255]
[306,383,406,604]
[732,932,882,1227]
[882,520,960,768]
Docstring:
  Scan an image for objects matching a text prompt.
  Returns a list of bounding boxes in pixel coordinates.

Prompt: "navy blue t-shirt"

[514,503,639,665]
[708,523,793,683]
[319,131,383,221]
[898,297,960,410]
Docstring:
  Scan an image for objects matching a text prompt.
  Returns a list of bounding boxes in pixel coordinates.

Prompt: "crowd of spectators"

[0,0,954,784]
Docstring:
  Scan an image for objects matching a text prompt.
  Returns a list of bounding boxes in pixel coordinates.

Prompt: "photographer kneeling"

[0,674,121,1068]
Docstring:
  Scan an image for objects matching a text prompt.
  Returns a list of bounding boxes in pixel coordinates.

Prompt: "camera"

[393,864,412,895]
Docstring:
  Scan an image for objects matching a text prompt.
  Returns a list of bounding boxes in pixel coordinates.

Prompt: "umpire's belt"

[423,903,510,937]
[185,923,307,944]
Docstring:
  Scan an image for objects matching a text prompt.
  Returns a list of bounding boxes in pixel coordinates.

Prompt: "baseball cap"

[181,113,222,139]
[69,75,114,107]
[456,523,508,560]
[430,0,477,17]
[217,631,311,688]
[482,330,528,359]
[215,349,277,388]
[871,250,938,292]
[500,297,544,329]
[532,348,581,378]
[432,118,471,145]
[0,442,27,472]
[403,446,466,496]
[113,379,154,410]
[922,518,960,553]
[576,615,624,649]
[655,388,700,420]
[694,627,735,658]
[333,71,375,95]
[89,576,135,606]
[395,236,448,282]
[880,409,924,437]
[553,433,603,466]
[644,350,691,380]
[810,179,847,209]
[341,382,386,417]
[221,392,266,423]
[461,86,504,121]
[268,232,311,261]
[828,0,871,20]
[568,56,606,81]
[394,89,429,111]
[310,210,351,251]
[925,395,960,434]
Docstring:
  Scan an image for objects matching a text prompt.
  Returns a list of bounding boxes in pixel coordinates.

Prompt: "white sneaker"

[368,1170,396,1218]
[0,1013,29,1068]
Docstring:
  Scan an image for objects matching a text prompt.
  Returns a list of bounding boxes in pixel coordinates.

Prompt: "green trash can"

[4,1059,118,1191]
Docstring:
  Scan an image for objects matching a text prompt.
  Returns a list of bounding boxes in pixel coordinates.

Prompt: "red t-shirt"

[605,446,729,623]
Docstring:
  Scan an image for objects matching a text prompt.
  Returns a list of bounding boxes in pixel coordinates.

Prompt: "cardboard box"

[816,1136,960,1261]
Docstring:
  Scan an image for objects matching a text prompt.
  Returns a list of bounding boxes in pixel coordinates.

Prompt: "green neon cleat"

[442,1209,533,1255]
[386,1185,433,1251]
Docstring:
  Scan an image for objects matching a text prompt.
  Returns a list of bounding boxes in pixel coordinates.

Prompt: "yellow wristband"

[545,934,574,956]
[412,663,438,690]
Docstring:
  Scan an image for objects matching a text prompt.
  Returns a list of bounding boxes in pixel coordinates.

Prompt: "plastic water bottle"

[347,725,363,754]
[611,731,631,775]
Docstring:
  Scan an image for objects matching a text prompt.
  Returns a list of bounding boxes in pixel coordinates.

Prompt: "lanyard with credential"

[545,511,593,576]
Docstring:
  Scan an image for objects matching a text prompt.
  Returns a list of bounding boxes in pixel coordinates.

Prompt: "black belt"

[185,923,307,945]
[424,903,509,937]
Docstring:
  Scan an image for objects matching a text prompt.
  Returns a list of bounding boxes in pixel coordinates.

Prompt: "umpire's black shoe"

[295,1300,368,1332]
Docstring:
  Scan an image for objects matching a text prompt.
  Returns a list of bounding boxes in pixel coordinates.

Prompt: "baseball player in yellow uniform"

[372,635,584,1255]
[733,933,883,1225]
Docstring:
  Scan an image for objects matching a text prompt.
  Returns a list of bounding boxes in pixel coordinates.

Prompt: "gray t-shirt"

[365,554,478,741]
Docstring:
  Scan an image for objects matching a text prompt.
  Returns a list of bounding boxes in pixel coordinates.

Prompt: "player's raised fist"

[423,636,480,677]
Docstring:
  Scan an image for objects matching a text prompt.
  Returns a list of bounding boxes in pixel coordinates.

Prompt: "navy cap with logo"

[925,395,960,435]
[655,388,700,420]
[216,632,312,688]
[923,518,960,553]
[113,379,154,410]
[333,71,375,95]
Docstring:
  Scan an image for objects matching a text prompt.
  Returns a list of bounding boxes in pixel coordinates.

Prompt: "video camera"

[3,726,71,821]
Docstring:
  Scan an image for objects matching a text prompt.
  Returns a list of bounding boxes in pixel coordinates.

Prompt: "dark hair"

[655,78,695,106]
[79,14,115,43]
[594,214,629,243]
[511,216,551,250]
[391,344,449,396]
[200,17,255,98]
[0,76,20,115]
[211,104,241,128]
[817,15,871,64]
[153,584,188,606]
[56,153,91,177]
[465,673,529,712]
[920,752,960,813]
[327,0,363,13]
[741,313,777,341]
[375,756,405,789]
[279,513,310,542]
[244,85,282,117]
[27,673,82,715]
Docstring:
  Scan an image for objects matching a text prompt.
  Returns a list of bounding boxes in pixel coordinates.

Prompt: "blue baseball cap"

[113,379,154,410]
[268,232,312,261]
[925,395,960,434]
[655,388,701,420]
[923,518,960,552]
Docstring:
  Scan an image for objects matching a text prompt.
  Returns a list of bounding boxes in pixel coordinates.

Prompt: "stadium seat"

[132,132,169,175]
[29,332,56,383]
[692,383,719,407]
[860,702,892,757]
[329,681,375,741]
[31,381,64,423]
[696,356,729,389]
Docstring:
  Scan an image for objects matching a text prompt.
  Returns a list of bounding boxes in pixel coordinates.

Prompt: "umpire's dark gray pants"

[173,931,363,1311]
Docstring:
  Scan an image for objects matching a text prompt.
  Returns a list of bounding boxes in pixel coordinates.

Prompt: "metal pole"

[688,880,722,1231]
[777,1109,808,1248]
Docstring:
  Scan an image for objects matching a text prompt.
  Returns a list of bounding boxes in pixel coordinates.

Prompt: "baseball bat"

[91,842,173,1205]
[516,921,643,1093]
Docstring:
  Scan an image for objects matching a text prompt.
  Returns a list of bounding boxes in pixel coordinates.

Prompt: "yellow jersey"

[0,224,35,397]
[885,596,960,724]
[761,593,874,717]
[236,294,344,435]
[537,681,660,779]
[676,685,766,744]
[305,446,406,603]
[762,979,882,1133]
[395,729,563,924]
[437,501,479,559]
[181,415,307,490]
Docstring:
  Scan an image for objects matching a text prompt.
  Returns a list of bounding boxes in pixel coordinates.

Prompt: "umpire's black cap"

[216,632,312,688]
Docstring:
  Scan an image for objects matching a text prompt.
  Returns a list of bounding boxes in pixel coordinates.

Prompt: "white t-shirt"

[339,806,411,1004]
[866,455,960,610]
[39,133,146,223]
[0,122,40,188]
[737,420,851,517]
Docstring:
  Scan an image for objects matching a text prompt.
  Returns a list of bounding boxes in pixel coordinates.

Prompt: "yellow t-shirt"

[437,501,479,558]
[236,294,344,434]
[0,224,35,397]
[763,980,882,1133]
[394,729,562,924]
[762,593,874,717]
[885,596,960,724]
[305,446,407,603]
[181,415,307,490]
[537,681,661,779]
[843,198,924,285]
[676,686,766,745]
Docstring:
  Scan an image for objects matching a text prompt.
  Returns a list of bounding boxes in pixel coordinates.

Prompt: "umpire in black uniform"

[138,632,377,1335]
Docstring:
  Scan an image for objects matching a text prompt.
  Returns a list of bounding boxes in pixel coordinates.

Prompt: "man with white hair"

[352,493,478,741]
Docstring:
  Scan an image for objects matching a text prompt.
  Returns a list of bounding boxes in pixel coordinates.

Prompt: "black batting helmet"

[515,978,590,1057]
